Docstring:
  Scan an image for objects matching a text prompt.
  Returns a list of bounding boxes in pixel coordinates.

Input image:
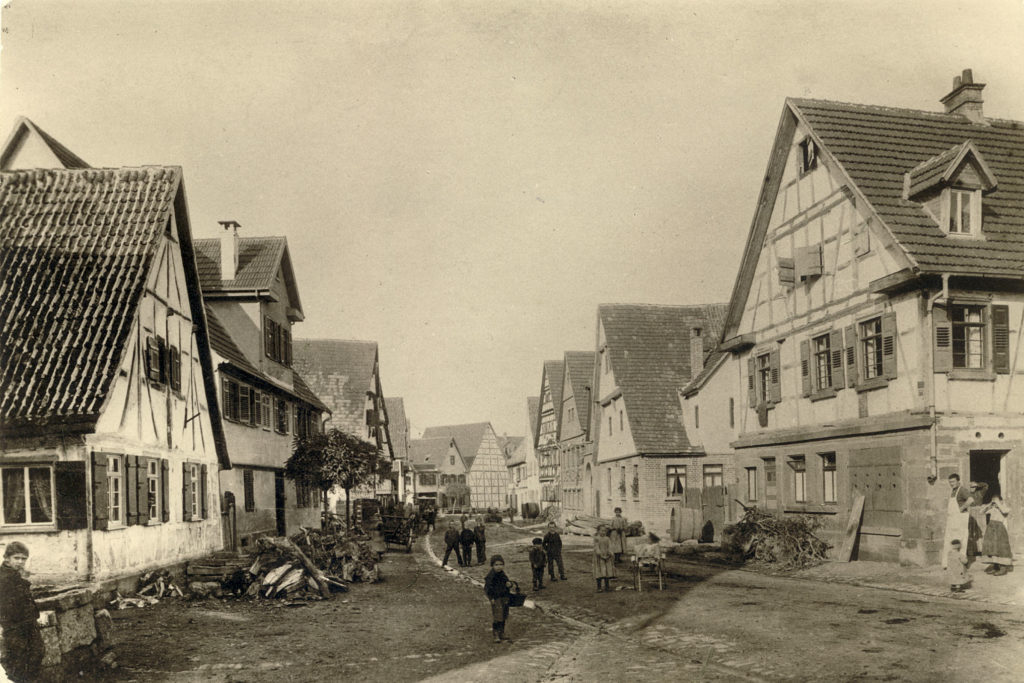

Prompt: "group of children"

[527,522,568,590]
[442,517,488,567]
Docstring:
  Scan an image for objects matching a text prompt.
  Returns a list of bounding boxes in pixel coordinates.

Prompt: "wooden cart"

[381,514,415,553]
[631,551,665,592]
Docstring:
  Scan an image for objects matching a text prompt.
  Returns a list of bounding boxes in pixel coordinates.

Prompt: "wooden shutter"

[881,312,897,379]
[992,304,1010,374]
[264,316,272,359]
[169,346,181,391]
[137,457,151,525]
[157,337,168,383]
[829,329,845,389]
[747,357,756,407]
[145,337,161,381]
[92,452,109,531]
[934,306,953,373]
[284,328,292,366]
[161,458,170,522]
[845,325,859,388]
[769,348,782,404]
[200,464,209,520]
[55,461,88,530]
[778,257,795,286]
[800,340,811,397]
[239,384,250,426]
[244,468,255,511]
[125,455,139,525]
[796,245,823,280]
[182,462,193,522]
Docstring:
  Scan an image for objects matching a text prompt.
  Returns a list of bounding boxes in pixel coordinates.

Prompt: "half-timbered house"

[421,423,510,510]
[535,361,564,507]
[557,352,596,518]
[409,437,467,508]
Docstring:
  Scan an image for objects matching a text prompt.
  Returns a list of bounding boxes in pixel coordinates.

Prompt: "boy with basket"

[484,555,522,643]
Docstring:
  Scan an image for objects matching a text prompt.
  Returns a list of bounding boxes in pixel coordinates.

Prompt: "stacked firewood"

[723,507,829,568]
[564,514,644,538]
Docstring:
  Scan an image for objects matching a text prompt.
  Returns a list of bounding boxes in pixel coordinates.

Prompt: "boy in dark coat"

[442,522,463,567]
[473,518,487,566]
[460,523,477,567]
[484,554,514,643]
[528,537,547,591]
[1,541,44,683]
[543,521,567,581]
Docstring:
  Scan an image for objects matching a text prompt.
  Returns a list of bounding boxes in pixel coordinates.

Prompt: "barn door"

[848,446,903,561]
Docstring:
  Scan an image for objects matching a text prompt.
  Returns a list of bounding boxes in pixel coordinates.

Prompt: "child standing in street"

[948,539,970,593]
[609,508,628,563]
[484,555,514,643]
[442,521,463,567]
[593,525,616,592]
[543,522,566,582]
[529,537,547,591]
[0,541,45,683]
[460,522,477,567]
[473,517,487,566]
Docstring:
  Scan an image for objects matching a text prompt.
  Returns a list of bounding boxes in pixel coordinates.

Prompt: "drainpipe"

[925,274,950,484]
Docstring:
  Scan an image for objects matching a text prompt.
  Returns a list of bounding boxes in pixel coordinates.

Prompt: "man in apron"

[942,473,972,569]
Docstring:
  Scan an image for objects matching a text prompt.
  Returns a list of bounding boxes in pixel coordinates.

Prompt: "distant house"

[193,229,330,550]
[557,351,596,518]
[534,360,564,507]
[0,163,228,582]
[409,437,466,508]
[421,423,510,510]
[385,397,412,502]
[691,70,1024,565]
[588,303,727,537]
[291,339,397,507]
[508,397,541,516]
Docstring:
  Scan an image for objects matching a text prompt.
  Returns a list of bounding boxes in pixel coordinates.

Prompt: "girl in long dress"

[609,508,628,562]
[593,525,616,592]
[981,495,1013,576]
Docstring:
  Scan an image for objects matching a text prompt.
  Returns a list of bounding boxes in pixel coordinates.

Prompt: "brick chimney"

[690,327,705,376]
[218,220,241,281]
[941,69,986,124]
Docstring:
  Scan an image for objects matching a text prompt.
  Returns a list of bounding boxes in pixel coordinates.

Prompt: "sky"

[1,0,1022,438]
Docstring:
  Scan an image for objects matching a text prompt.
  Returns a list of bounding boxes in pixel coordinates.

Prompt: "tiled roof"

[421,422,493,471]
[409,437,454,468]
[0,167,178,428]
[791,98,1024,276]
[1,117,90,170]
[194,237,287,291]
[563,351,596,437]
[291,339,378,436]
[385,397,409,460]
[600,303,729,454]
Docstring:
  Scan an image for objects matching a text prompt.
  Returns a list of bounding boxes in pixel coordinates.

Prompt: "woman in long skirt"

[609,508,628,562]
[981,495,1013,576]
[593,525,616,592]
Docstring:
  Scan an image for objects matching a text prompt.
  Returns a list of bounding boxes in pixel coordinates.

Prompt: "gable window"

[694,405,699,429]
[748,349,781,407]
[729,397,735,429]
[788,456,806,503]
[449,454,454,466]
[145,336,168,384]
[745,467,758,502]
[568,407,574,423]
[946,189,976,235]
[608,416,612,436]
[263,316,292,367]
[619,410,624,431]
[799,136,818,174]
[1,465,54,526]
[821,453,837,504]
[108,455,123,525]
[666,465,686,498]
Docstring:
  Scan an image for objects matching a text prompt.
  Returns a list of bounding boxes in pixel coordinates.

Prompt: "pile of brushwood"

[723,506,829,569]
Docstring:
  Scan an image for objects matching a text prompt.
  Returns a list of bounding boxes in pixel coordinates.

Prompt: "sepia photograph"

[1,1,1023,680]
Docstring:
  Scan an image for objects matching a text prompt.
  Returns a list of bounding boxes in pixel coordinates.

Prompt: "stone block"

[93,609,114,652]
[39,625,62,668]
[57,604,97,653]
[37,588,94,613]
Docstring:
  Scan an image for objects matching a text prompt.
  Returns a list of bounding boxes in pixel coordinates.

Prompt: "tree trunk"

[345,487,351,530]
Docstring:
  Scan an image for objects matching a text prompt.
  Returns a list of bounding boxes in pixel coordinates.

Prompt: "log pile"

[723,507,830,569]
[564,514,645,538]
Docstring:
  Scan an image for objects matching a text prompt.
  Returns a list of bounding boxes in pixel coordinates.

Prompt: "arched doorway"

[584,463,594,516]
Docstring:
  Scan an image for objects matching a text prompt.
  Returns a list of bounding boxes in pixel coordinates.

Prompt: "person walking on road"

[981,494,1013,576]
[609,507,628,563]
[484,555,514,643]
[460,522,477,567]
[593,525,615,592]
[474,517,487,566]
[942,474,972,569]
[442,522,463,568]
[543,522,566,581]
[529,537,547,591]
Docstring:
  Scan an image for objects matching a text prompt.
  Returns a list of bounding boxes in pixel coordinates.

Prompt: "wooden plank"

[837,493,865,563]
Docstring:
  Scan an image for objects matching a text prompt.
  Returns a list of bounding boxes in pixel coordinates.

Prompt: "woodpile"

[723,506,829,569]
[564,514,645,538]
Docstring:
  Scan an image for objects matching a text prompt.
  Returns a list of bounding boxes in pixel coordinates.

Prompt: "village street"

[102,520,1024,682]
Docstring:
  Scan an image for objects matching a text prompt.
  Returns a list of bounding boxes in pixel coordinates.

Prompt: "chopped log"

[262,563,293,587]
[268,537,332,599]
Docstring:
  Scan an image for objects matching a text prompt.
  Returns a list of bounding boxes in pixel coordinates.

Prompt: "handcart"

[381,514,415,553]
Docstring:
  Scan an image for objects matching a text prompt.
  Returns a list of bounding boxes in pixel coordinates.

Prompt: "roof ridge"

[789,97,1024,126]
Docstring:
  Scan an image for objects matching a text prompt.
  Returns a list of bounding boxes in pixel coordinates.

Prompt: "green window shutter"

[137,457,150,525]
[844,325,859,388]
[800,340,811,397]
[934,306,953,373]
[769,348,782,404]
[200,464,209,520]
[92,452,109,531]
[881,312,898,379]
[829,329,845,389]
[125,455,139,525]
[161,459,170,522]
[55,461,88,530]
[182,463,193,522]
[747,357,756,407]
[992,304,1011,374]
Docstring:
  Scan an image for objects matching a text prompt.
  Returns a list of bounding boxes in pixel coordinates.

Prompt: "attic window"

[945,188,979,235]
[799,137,818,174]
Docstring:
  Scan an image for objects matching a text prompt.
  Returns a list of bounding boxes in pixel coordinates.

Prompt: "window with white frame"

[1,465,54,526]
[952,305,986,369]
[860,317,883,380]
[813,333,833,390]
[108,455,123,525]
[821,453,837,504]
[757,353,771,403]
[947,189,975,235]
[189,463,200,519]
[147,459,160,522]
[666,465,686,498]
[746,467,758,502]
[703,464,724,488]
[789,456,806,503]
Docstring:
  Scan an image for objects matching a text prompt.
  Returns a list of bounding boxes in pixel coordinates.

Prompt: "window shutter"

[157,337,168,384]
[747,357,756,407]
[829,329,845,389]
[795,245,823,280]
[264,316,274,359]
[137,457,150,525]
[145,337,161,382]
[200,464,209,520]
[845,325,858,388]
[239,385,250,427]
[125,455,139,525]
[769,348,782,404]
[170,346,181,391]
[244,468,255,512]
[933,306,953,373]
[881,312,898,379]
[182,463,193,522]
[800,340,811,397]
[284,329,292,366]
[778,257,795,286]
[992,304,1011,374]
[92,452,109,531]
[55,461,88,530]
[161,458,170,522]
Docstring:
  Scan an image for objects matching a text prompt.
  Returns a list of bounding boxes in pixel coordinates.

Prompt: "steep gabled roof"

[421,422,493,471]
[526,396,540,448]
[0,117,90,170]
[291,339,379,436]
[409,436,459,469]
[562,351,596,439]
[535,360,564,447]
[599,303,728,454]
[385,397,409,461]
[0,167,229,466]
[194,237,304,318]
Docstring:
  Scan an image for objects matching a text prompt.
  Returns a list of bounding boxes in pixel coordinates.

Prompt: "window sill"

[809,389,837,402]
[855,377,889,393]
[0,525,59,534]
[944,232,986,241]
[948,369,996,382]
[783,505,838,515]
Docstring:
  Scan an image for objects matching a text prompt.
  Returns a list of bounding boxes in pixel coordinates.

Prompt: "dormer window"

[798,137,818,174]
[904,140,996,237]
[945,188,979,235]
